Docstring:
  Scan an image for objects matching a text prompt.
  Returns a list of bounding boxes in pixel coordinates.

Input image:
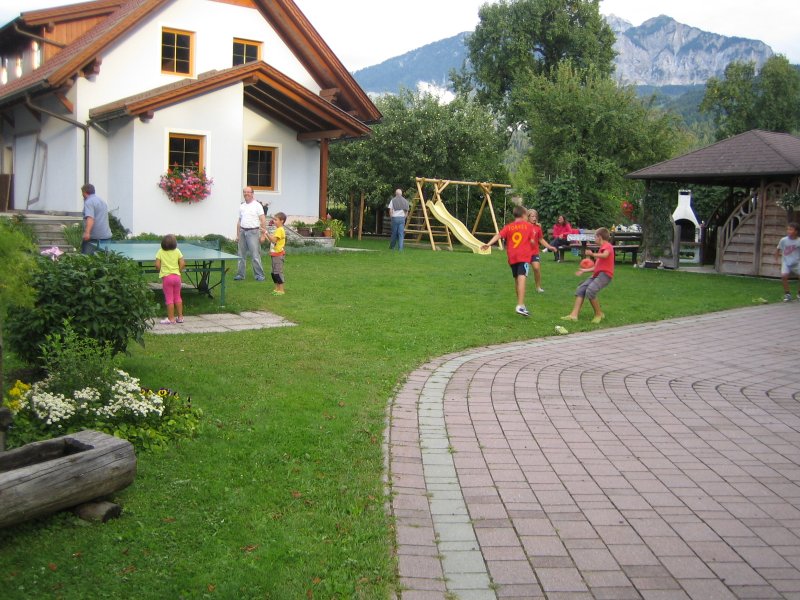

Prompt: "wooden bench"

[558,231,642,264]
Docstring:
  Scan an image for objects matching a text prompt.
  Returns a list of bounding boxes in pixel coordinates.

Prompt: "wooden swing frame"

[406,177,510,251]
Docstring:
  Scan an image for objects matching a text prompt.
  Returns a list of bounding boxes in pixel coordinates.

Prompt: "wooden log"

[0,430,136,529]
[73,500,122,523]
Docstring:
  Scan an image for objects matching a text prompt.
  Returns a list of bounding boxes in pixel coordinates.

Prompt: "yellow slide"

[426,200,491,255]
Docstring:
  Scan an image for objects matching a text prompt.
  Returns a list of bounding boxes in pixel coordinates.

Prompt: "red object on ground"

[580,258,594,269]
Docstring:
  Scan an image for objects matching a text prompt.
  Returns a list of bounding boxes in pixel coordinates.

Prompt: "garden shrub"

[3,324,202,451]
[5,251,156,365]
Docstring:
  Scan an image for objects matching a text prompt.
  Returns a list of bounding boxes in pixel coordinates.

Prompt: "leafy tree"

[329,90,507,208]
[755,56,800,133]
[700,61,758,139]
[513,63,689,227]
[458,0,616,125]
[701,55,800,139]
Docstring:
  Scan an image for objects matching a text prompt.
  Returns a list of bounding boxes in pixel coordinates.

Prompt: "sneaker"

[515,306,530,317]
[271,290,285,296]
[255,276,265,281]
[784,293,792,303]
[233,275,244,281]
[176,318,184,323]
[591,314,605,324]
[560,315,577,321]
[159,318,174,325]
[536,287,545,293]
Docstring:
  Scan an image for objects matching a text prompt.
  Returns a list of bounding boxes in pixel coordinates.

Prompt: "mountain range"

[352,15,774,95]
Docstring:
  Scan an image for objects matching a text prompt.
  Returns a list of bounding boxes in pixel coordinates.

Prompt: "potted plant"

[327,218,345,243]
[290,220,312,237]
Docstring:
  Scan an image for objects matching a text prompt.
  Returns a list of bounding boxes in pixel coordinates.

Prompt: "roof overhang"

[88,61,371,140]
[627,130,800,188]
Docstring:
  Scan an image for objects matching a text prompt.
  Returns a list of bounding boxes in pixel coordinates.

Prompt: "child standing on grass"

[527,209,558,293]
[776,222,800,302]
[155,234,186,324]
[481,205,536,317]
[264,212,287,296]
[561,227,614,324]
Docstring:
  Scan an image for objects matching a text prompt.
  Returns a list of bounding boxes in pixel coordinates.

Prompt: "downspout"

[25,95,89,185]
[13,22,67,50]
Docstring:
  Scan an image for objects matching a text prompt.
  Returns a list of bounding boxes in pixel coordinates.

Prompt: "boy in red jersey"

[561,227,614,324]
[481,205,537,317]
[527,209,558,293]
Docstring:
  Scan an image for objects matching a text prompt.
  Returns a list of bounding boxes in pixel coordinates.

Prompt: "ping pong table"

[102,241,240,306]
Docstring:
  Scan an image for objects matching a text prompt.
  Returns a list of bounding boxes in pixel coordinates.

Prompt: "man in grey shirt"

[81,183,112,254]
[388,188,409,251]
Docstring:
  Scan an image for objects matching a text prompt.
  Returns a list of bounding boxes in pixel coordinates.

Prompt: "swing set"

[405,177,511,253]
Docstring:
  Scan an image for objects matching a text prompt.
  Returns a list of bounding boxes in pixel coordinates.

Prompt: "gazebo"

[627,130,800,277]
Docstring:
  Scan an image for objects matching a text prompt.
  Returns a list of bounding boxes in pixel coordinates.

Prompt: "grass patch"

[0,242,779,599]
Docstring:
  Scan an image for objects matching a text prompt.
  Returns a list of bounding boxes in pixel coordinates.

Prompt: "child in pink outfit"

[155,234,186,324]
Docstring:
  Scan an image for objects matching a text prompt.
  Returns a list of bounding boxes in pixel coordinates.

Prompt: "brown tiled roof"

[21,0,124,26]
[89,61,371,139]
[0,0,380,123]
[627,130,800,186]
[0,0,164,105]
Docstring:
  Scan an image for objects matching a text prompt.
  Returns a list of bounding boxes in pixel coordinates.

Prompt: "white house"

[0,0,380,236]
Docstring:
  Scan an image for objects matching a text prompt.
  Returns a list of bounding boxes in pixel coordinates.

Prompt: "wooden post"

[319,138,329,219]
[348,191,355,238]
[358,191,365,240]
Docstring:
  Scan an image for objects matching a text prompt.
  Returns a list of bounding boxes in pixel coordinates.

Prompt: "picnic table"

[560,232,642,264]
[102,240,240,306]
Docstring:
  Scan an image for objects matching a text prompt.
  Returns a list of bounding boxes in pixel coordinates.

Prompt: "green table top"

[104,242,239,262]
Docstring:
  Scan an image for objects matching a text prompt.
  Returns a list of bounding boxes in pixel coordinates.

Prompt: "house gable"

[0,0,380,125]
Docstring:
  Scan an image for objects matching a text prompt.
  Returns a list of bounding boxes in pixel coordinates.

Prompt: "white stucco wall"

[74,0,319,123]
[4,0,332,225]
[243,105,320,222]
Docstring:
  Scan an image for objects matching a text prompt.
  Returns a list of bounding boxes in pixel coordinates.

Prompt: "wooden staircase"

[717,182,789,277]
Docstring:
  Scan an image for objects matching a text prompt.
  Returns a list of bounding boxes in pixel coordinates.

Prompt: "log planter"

[0,430,136,529]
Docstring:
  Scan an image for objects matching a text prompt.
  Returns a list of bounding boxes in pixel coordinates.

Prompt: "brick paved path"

[388,305,800,599]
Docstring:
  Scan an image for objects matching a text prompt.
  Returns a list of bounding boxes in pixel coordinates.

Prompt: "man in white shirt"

[234,187,267,280]
[388,188,409,251]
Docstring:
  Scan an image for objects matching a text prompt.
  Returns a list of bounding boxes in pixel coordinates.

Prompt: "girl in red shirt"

[550,215,572,262]
[561,227,614,324]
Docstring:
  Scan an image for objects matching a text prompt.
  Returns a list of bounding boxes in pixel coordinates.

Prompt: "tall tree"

[329,90,507,205]
[755,56,800,133]
[513,63,689,227]
[701,55,800,139]
[460,0,616,125]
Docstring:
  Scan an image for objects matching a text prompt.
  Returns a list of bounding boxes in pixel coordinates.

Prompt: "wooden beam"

[319,137,329,219]
[138,110,154,122]
[319,87,339,102]
[81,57,102,78]
[55,92,73,114]
[297,129,343,141]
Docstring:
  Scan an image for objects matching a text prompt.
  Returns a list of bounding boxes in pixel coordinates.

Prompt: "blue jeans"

[237,228,265,279]
[81,239,110,254]
[389,217,406,250]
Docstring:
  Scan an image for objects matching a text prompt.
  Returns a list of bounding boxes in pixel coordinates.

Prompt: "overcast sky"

[1,0,797,70]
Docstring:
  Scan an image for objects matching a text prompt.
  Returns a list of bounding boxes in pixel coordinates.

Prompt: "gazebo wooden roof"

[627,130,800,187]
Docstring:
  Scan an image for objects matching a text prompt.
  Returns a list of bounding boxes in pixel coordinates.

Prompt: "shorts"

[509,262,530,278]
[575,272,611,300]
[271,254,285,284]
[782,262,800,276]
[530,255,540,263]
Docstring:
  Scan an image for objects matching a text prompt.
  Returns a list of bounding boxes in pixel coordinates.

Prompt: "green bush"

[6,252,156,365]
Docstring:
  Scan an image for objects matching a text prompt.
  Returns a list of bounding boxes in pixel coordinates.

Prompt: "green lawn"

[1,240,779,599]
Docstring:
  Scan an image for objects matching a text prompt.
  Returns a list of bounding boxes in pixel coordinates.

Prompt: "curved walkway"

[388,305,800,600]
